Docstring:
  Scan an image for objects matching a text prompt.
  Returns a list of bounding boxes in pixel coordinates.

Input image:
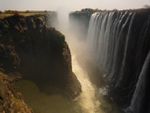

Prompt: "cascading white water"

[86,11,137,84]
[56,8,150,113]
[86,10,150,113]
[125,17,150,113]
[126,51,150,113]
[72,52,102,113]
[56,10,105,113]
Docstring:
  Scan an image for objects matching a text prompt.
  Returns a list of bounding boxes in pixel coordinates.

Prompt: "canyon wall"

[69,9,96,40]
[0,72,33,113]
[0,12,81,99]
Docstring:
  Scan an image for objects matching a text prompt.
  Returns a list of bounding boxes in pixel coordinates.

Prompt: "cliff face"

[0,72,33,113]
[69,9,96,40]
[0,13,81,98]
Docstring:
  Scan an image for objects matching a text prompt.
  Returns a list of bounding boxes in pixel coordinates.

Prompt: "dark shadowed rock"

[69,9,97,40]
[0,13,81,98]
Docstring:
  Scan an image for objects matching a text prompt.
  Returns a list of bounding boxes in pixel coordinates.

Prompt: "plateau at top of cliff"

[0,10,57,19]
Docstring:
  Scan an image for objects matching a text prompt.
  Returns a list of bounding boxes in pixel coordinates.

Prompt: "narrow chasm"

[0,8,150,113]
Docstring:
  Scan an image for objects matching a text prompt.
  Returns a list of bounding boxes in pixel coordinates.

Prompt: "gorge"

[70,8,150,113]
[0,7,150,113]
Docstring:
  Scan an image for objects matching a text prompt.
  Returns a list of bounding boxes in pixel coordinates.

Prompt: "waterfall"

[87,11,137,80]
[125,51,150,113]
[86,9,150,112]
[56,11,105,113]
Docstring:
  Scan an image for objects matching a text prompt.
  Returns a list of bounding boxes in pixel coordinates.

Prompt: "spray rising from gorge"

[55,11,102,113]
[54,9,123,113]
[55,7,150,113]
[0,0,150,112]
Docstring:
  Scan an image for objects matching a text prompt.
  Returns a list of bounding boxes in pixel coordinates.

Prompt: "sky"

[0,0,150,11]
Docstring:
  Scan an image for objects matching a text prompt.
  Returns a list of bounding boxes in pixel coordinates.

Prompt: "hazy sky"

[0,0,150,11]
